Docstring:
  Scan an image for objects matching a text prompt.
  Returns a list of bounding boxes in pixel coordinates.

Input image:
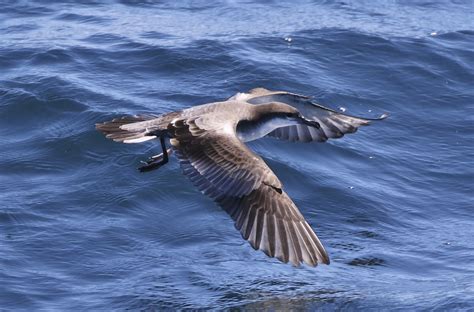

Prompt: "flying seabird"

[96,88,387,267]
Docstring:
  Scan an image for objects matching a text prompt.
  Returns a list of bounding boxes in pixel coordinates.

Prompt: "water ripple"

[0,0,473,310]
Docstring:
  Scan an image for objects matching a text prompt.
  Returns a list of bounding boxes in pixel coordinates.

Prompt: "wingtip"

[303,256,330,267]
[379,112,389,120]
[322,256,331,265]
[365,112,389,123]
[316,250,330,266]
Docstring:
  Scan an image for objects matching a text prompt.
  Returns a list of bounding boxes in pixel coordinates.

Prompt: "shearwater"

[96,88,387,267]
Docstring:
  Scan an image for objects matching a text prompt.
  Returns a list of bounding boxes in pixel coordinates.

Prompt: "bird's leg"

[140,148,172,166]
[138,136,172,172]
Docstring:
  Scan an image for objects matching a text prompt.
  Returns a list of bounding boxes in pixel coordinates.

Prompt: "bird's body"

[96,88,387,267]
[111,100,308,143]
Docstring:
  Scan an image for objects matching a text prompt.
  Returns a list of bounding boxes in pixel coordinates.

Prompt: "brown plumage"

[96,88,387,267]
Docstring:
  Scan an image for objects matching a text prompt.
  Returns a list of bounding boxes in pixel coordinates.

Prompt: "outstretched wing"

[243,88,387,142]
[169,115,329,266]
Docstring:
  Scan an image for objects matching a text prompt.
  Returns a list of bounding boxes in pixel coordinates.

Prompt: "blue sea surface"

[1,0,473,310]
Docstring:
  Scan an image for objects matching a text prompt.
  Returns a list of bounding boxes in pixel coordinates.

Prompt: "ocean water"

[1,0,473,310]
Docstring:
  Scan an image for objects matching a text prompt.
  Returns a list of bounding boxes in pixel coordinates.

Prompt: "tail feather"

[96,115,158,143]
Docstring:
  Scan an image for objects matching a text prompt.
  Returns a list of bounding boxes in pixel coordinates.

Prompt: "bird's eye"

[286,113,295,118]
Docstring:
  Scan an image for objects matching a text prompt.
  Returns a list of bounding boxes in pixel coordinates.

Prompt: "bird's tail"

[96,115,160,144]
